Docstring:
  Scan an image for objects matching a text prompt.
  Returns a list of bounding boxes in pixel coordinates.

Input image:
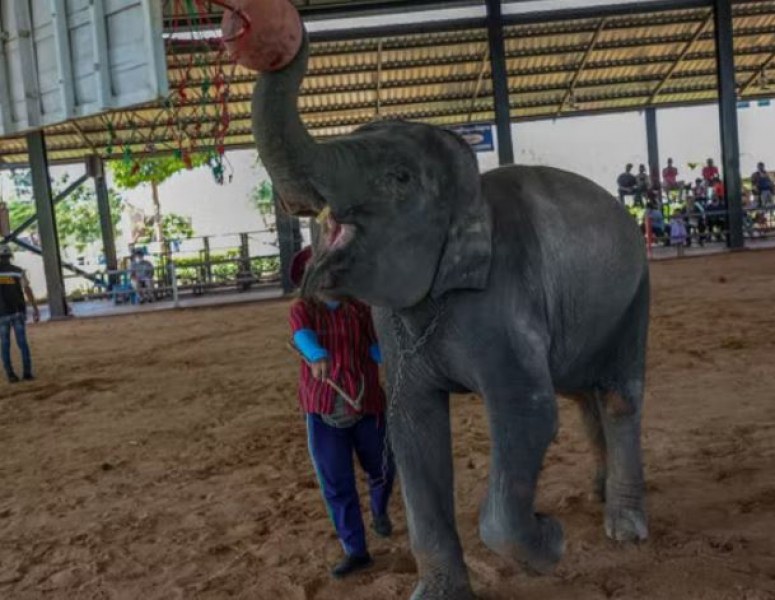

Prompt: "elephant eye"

[389,168,411,185]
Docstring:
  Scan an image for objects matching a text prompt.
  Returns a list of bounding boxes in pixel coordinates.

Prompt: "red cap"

[290,245,313,288]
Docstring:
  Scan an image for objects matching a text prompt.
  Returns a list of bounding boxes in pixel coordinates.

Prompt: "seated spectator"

[692,178,708,205]
[702,158,719,186]
[642,202,665,240]
[669,208,688,247]
[686,201,707,247]
[751,162,773,207]
[706,195,727,242]
[130,249,155,303]
[617,164,638,205]
[712,176,726,203]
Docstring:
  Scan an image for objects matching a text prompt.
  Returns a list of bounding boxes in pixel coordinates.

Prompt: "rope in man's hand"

[286,342,364,411]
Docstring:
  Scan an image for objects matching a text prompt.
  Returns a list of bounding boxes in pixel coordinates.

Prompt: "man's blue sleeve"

[293,329,329,362]
[369,344,382,364]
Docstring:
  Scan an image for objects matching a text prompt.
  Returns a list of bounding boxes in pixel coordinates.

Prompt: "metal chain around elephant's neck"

[378,298,447,485]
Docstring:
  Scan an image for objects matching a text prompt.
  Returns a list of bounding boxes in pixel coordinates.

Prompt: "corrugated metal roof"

[2,0,775,165]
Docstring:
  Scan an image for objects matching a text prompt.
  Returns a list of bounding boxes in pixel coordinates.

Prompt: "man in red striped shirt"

[289,246,395,579]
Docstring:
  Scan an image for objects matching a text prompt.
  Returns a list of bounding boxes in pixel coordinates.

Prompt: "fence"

[641,202,775,258]
[65,226,312,304]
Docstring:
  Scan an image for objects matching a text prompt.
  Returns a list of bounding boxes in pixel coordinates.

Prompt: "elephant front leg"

[389,389,475,600]
[479,390,565,574]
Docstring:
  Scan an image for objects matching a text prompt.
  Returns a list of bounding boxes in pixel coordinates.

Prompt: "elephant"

[252,31,650,600]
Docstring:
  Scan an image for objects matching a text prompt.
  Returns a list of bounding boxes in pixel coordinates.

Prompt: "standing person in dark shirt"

[617,163,638,205]
[634,164,650,207]
[751,162,773,207]
[0,245,40,383]
[289,246,395,579]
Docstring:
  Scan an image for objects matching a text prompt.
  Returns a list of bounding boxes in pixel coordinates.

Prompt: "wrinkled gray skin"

[253,33,649,599]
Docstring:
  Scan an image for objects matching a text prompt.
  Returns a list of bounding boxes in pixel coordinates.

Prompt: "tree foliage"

[110,154,208,189]
[133,213,194,244]
[6,173,123,253]
[250,179,276,230]
[7,200,35,227]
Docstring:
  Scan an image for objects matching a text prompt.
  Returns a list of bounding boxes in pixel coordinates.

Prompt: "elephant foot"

[411,552,475,600]
[605,506,648,542]
[410,576,476,600]
[480,510,565,575]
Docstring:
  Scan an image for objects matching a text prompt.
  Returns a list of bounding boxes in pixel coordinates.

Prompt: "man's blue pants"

[306,414,395,557]
[1,313,31,378]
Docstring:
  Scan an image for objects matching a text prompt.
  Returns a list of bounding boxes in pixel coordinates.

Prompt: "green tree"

[133,213,194,244]
[250,179,276,231]
[57,186,123,253]
[110,155,207,246]
[6,173,123,253]
[7,199,35,228]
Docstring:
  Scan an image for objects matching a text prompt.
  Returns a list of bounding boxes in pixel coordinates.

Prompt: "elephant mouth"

[321,211,356,253]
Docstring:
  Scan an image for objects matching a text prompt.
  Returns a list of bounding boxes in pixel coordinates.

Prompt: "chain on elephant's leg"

[478,391,565,574]
[390,388,475,600]
[598,387,649,542]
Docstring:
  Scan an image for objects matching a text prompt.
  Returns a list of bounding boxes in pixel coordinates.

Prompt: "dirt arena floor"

[1,250,774,600]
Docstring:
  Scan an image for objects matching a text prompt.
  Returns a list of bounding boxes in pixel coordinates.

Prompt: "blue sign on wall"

[450,123,495,153]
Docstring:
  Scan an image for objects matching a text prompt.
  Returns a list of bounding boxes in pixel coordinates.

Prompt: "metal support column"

[26,131,68,319]
[645,107,661,202]
[485,0,514,165]
[87,156,118,285]
[713,0,744,249]
[238,232,252,291]
[203,236,212,284]
[274,191,303,294]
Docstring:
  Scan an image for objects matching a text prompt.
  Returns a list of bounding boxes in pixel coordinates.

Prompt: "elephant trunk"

[251,31,326,217]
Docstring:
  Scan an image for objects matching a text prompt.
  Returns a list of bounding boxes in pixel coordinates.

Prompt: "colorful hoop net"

[103,0,251,184]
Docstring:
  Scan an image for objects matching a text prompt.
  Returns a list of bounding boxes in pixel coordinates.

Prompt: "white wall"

[110,149,269,241]
[656,104,722,186]
[479,112,648,194]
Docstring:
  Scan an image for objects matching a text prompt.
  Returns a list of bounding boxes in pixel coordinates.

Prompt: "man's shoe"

[7,374,19,384]
[22,373,34,382]
[372,514,393,538]
[331,553,373,579]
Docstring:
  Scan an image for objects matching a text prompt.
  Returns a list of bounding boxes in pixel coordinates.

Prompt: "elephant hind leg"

[597,380,648,543]
[593,279,649,542]
[569,392,607,502]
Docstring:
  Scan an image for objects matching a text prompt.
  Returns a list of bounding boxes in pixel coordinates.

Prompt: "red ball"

[221,0,303,72]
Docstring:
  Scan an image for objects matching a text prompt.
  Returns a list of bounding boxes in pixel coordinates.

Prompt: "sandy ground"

[1,250,774,600]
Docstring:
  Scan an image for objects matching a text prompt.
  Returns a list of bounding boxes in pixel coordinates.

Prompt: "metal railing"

[641,203,775,258]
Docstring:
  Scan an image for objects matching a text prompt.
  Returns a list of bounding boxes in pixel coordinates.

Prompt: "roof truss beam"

[648,10,715,104]
[740,50,775,95]
[556,18,607,116]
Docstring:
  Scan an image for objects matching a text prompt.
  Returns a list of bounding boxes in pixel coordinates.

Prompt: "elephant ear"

[430,133,492,298]
[431,190,492,298]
